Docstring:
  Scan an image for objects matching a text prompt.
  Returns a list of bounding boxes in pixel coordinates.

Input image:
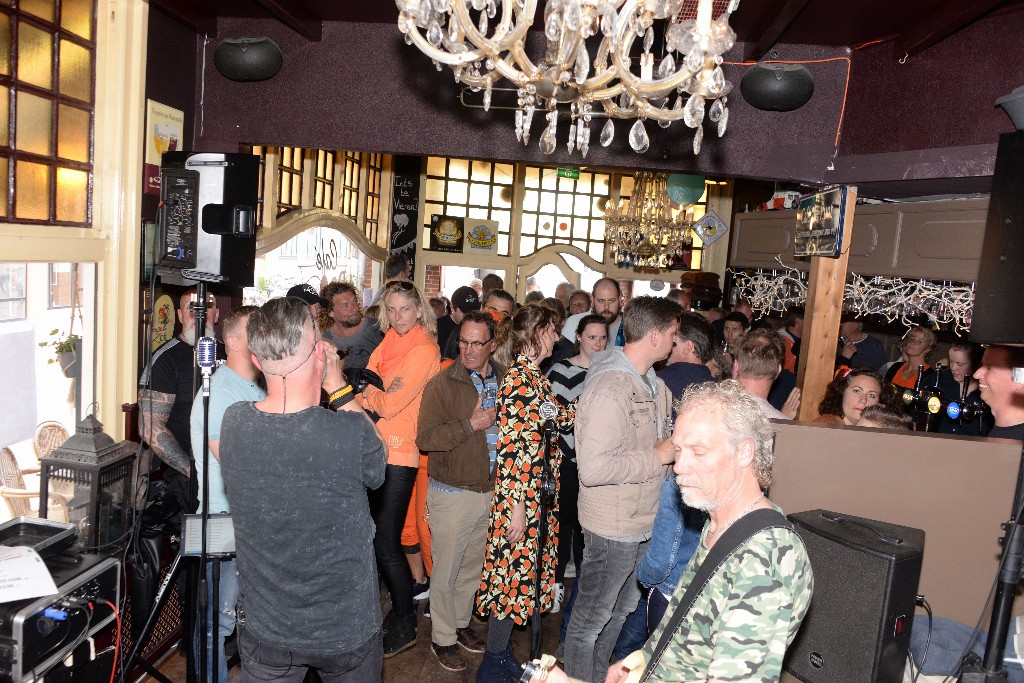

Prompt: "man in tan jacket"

[564,295,681,683]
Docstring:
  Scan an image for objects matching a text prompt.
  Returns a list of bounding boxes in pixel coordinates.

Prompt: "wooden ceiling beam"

[743,0,814,62]
[148,0,218,37]
[252,0,323,41]
[894,0,1003,57]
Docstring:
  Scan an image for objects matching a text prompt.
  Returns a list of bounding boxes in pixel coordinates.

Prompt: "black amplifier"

[0,554,119,683]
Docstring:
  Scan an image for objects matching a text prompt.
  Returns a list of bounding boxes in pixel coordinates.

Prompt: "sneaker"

[551,582,564,613]
[412,578,430,601]
[423,599,430,619]
[431,642,466,672]
[382,612,417,658]
[456,626,486,654]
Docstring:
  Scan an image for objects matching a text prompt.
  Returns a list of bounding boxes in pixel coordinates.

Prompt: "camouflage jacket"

[641,523,813,682]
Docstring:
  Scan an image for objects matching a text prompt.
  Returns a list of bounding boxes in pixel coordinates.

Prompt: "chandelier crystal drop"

[396,0,739,156]
[605,172,693,268]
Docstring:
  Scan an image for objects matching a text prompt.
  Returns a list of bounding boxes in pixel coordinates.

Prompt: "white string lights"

[731,262,976,334]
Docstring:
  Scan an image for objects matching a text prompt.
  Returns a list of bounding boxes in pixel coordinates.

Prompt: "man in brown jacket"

[564,295,681,683]
[416,310,505,673]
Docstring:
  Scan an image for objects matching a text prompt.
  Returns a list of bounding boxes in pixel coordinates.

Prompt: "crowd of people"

[136,254,1024,683]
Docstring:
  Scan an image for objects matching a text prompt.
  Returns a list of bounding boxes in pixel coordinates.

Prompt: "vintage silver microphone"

[197,335,217,397]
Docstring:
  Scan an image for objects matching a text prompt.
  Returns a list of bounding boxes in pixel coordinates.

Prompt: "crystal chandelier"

[606,172,693,268]
[396,0,739,157]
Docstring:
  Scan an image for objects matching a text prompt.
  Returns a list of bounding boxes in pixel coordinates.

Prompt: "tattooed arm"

[138,388,191,477]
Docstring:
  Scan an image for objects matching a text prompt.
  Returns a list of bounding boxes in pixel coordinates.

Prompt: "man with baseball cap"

[287,283,330,319]
[439,286,481,360]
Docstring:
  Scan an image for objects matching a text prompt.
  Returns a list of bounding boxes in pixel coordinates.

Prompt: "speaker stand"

[957,443,1024,682]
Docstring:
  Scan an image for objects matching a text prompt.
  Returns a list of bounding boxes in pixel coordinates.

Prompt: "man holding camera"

[416,310,505,672]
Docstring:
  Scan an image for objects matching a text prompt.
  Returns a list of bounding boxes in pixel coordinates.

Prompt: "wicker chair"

[0,447,69,522]
[33,421,69,460]
[32,421,74,498]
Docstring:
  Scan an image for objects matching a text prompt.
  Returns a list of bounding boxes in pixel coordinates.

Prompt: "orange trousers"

[400,454,432,576]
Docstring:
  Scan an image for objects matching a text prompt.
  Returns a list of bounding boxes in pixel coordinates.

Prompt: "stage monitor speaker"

[156,151,259,288]
[783,510,924,683]
[971,130,1024,344]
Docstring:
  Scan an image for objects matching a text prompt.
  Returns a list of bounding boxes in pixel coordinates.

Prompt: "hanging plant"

[38,329,82,376]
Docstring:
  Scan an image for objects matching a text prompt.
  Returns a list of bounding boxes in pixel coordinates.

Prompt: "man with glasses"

[416,310,505,672]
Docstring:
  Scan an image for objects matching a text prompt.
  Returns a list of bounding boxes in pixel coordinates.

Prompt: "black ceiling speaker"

[740,63,814,112]
[214,37,283,82]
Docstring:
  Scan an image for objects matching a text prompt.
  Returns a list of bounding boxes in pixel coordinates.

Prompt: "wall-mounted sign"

[429,215,464,253]
[144,100,184,196]
[557,167,580,179]
[463,218,499,256]
[391,155,422,274]
[692,209,727,246]
[795,185,850,257]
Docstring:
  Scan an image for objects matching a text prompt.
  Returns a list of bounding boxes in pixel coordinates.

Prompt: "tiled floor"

[148,584,571,682]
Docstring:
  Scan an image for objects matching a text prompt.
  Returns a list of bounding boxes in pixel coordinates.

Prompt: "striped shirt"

[547,358,588,462]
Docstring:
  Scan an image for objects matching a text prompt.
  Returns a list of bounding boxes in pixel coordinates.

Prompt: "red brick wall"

[423,264,442,299]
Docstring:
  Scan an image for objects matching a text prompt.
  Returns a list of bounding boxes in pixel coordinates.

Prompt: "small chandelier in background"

[396,0,740,157]
[606,172,693,268]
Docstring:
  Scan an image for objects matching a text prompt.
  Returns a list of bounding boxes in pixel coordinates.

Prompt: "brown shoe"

[456,626,486,654]
[431,642,466,672]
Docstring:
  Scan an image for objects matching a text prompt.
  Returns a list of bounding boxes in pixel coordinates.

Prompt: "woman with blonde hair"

[357,280,440,657]
[884,325,937,390]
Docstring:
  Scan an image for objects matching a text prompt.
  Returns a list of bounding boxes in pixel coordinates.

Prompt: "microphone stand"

[198,328,214,683]
[532,411,556,660]
[123,283,211,683]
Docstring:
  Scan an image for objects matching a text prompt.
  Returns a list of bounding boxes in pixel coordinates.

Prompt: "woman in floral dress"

[475,304,573,682]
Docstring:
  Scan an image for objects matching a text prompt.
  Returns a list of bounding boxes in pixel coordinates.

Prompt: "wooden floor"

[146,584,570,682]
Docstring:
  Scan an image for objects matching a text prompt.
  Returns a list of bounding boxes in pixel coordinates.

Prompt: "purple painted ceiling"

[149,0,1024,198]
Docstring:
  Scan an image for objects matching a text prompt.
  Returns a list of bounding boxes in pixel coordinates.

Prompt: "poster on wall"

[429,215,464,253]
[463,218,499,256]
[151,294,175,351]
[390,155,421,278]
[144,100,185,197]
[794,185,849,257]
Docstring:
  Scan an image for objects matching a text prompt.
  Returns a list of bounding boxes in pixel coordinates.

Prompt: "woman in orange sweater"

[358,280,440,657]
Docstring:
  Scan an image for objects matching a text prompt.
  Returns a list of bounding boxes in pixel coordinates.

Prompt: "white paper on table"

[0,546,58,604]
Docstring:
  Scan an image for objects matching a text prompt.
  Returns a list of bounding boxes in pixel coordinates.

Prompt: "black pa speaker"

[971,131,1024,345]
[740,63,815,112]
[214,37,283,82]
[784,510,924,683]
[156,152,259,287]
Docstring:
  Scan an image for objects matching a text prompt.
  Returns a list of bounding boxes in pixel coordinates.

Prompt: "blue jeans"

[368,464,417,617]
[563,531,648,683]
[193,558,238,683]
[612,586,672,661]
[613,588,650,661]
[636,475,703,594]
[237,624,382,682]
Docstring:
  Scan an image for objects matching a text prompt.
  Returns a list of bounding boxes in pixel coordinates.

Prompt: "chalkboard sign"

[391,155,421,275]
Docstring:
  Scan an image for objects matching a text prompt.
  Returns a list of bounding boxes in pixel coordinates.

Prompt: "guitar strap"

[639,508,794,682]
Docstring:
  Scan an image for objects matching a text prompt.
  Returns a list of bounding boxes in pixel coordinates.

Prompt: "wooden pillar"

[795,187,858,421]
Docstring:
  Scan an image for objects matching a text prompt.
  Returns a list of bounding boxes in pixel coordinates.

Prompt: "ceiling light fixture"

[605,172,693,268]
[396,0,740,157]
